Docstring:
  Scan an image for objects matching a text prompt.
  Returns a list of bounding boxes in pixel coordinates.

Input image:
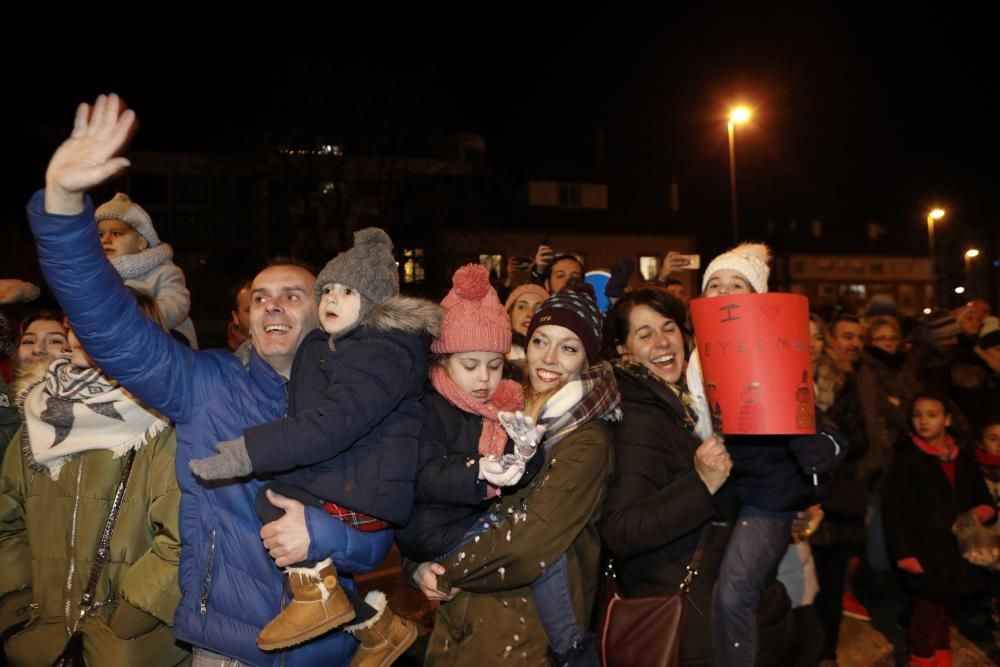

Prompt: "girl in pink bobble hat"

[397,264,596,665]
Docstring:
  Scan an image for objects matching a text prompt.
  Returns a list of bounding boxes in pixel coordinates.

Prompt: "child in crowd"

[396,265,588,665]
[882,391,995,667]
[687,243,841,667]
[95,193,198,347]
[190,228,441,666]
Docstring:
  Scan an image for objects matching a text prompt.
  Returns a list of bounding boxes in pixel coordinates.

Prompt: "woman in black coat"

[599,287,740,666]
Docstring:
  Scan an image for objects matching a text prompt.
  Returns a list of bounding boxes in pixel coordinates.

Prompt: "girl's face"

[98,219,147,259]
[982,425,1000,456]
[444,352,505,404]
[67,330,95,369]
[526,324,587,393]
[703,269,752,297]
[911,397,952,443]
[16,319,68,367]
[869,323,901,355]
[809,320,825,363]
[510,295,545,336]
[620,304,686,384]
[318,283,362,336]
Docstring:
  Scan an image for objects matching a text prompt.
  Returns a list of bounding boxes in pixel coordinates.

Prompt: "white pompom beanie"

[702,242,772,294]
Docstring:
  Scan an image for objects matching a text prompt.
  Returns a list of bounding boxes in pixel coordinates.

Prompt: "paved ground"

[357,546,1000,665]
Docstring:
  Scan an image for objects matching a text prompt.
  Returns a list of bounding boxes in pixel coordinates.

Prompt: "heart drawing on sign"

[760,303,779,322]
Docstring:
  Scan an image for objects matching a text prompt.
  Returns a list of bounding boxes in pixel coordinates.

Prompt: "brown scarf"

[537,361,622,449]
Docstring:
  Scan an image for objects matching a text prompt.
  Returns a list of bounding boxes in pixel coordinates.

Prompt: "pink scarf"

[430,364,524,497]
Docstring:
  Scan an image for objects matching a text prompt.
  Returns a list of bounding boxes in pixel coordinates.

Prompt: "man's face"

[958,308,984,337]
[248,265,319,375]
[833,320,864,365]
[231,284,252,336]
[546,258,584,293]
[665,283,689,305]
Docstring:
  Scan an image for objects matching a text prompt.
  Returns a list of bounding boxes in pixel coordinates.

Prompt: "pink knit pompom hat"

[431,264,511,354]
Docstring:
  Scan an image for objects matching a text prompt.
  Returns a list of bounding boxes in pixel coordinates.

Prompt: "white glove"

[498,410,546,461]
[478,457,526,487]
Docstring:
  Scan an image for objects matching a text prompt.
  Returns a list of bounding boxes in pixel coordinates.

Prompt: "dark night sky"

[7,9,998,259]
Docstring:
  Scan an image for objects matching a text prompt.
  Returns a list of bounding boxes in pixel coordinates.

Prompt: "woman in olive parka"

[0,291,187,666]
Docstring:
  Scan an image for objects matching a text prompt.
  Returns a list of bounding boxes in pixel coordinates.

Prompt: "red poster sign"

[689,293,816,435]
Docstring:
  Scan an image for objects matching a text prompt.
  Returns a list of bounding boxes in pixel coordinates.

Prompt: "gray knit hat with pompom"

[314,228,400,312]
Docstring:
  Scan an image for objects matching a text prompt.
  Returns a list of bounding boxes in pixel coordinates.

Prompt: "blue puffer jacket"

[28,191,393,667]
[243,294,441,526]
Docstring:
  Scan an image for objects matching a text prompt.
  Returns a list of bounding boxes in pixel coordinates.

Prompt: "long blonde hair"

[522,383,565,422]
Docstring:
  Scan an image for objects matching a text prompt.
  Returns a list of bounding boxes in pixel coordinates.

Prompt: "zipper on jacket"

[63,459,86,635]
[199,529,216,615]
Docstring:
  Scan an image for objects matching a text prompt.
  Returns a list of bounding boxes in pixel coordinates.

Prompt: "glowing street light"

[728,106,752,244]
[964,247,981,297]
[955,286,966,295]
[925,208,946,303]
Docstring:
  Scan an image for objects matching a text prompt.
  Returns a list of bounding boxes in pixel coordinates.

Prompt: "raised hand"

[533,245,554,274]
[0,279,40,304]
[45,94,136,215]
[498,410,546,461]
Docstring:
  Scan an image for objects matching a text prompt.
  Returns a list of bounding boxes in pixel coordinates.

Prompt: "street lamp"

[926,208,945,261]
[927,208,945,300]
[965,248,980,296]
[728,106,752,244]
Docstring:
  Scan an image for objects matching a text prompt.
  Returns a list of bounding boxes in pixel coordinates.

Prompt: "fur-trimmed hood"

[357,294,442,339]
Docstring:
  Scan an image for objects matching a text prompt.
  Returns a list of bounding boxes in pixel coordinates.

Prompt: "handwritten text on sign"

[690,293,815,435]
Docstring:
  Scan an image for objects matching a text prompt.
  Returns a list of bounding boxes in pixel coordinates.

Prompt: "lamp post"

[965,248,980,296]
[728,107,751,244]
[926,208,945,303]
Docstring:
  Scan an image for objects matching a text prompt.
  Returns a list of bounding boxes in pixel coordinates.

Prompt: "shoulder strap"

[677,523,714,593]
[78,449,138,612]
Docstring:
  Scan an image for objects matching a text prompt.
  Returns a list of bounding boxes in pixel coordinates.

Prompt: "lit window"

[479,254,503,279]
[402,248,425,285]
[638,256,659,280]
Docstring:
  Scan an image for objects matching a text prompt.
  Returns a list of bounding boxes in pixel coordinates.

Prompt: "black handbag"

[600,526,712,667]
[51,450,137,667]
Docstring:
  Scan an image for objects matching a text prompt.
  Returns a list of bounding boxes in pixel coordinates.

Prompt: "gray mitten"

[189,437,252,480]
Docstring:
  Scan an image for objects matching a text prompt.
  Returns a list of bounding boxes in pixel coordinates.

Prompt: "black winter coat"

[600,367,739,666]
[395,390,543,563]
[242,296,440,525]
[882,437,991,596]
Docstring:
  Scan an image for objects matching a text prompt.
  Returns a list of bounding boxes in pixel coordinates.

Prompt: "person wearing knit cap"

[524,282,605,365]
[94,193,199,347]
[925,311,960,349]
[504,283,549,361]
[413,279,622,666]
[400,265,590,664]
[702,242,771,296]
[691,242,842,667]
[189,226,442,662]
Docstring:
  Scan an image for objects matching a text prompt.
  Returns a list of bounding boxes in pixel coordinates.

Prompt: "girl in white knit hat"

[95,193,198,347]
[688,243,842,667]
